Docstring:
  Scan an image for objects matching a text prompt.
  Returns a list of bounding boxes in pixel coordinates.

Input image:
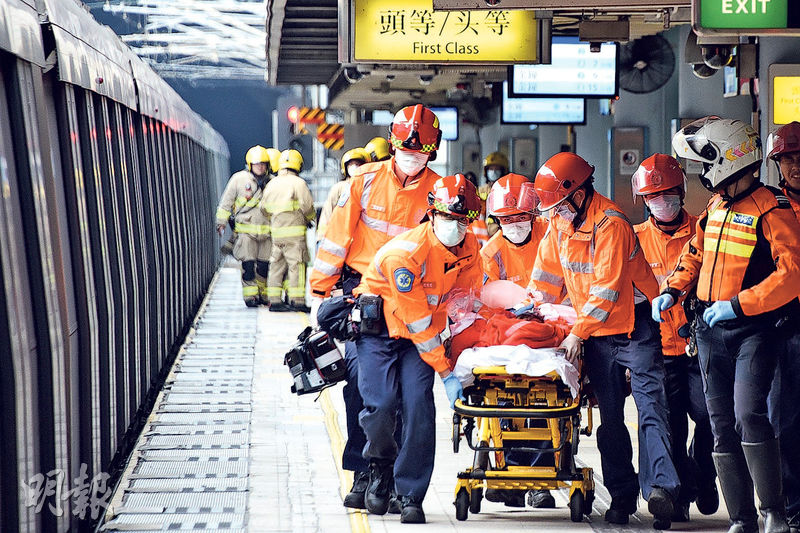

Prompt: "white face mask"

[433,217,468,247]
[646,194,682,222]
[554,203,576,223]
[500,221,532,244]
[486,169,502,182]
[394,150,429,177]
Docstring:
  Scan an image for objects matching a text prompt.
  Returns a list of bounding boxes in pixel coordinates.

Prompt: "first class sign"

[353,0,540,63]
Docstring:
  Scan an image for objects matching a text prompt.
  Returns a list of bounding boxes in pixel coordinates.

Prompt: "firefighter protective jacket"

[215,170,270,236]
[480,218,549,286]
[528,193,659,340]
[259,169,315,239]
[317,179,350,242]
[355,223,483,373]
[663,183,800,317]
[310,160,441,297]
[634,211,697,356]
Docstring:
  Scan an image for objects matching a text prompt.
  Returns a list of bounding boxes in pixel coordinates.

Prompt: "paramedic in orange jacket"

[655,117,800,533]
[766,122,800,532]
[633,154,717,522]
[521,152,680,528]
[353,174,482,524]
[309,105,443,511]
[480,173,548,286]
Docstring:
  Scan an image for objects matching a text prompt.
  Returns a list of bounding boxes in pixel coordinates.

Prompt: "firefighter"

[481,173,548,286]
[309,104,443,512]
[632,154,718,522]
[317,147,369,244]
[655,117,800,533]
[365,136,391,162]
[765,121,800,532]
[215,145,273,306]
[261,149,315,312]
[353,174,483,524]
[520,151,680,529]
[476,151,509,241]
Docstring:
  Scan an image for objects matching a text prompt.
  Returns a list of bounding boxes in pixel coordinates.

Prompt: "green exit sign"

[694,0,800,35]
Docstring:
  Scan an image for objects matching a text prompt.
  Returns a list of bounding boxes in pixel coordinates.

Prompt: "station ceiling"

[266,1,692,110]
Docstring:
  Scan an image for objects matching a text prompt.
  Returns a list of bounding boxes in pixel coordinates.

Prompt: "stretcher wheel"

[569,491,585,522]
[470,488,482,514]
[455,488,469,521]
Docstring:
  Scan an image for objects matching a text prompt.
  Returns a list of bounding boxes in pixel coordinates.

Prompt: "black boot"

[244,296,260,308]
[649,487,675,530]
[365,460,393,515]
[269,302,293,312]
[671,500,690,522]
[605,496,638,525]
[713,452,759,533]
[695,482,720,515]
[388,491,401,514]
[528,489,556,509]
[399,496,426,524]
[742,440,790,533]
[343,471,369,509]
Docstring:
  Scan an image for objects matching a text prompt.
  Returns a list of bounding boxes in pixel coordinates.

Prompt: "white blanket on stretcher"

[453,345,580,399]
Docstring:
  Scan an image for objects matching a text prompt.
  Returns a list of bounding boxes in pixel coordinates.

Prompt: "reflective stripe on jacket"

[527,193,658,340]
[634,212,697,356]
[215,170,270,235]
[310,159,441,297]
[355,223,483,373]
[260,169,315,240]
[664,184,800,317]
[317,179,350,243]
[480,218,549,287]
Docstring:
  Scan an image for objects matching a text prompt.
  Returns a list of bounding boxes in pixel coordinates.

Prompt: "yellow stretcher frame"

[451,365,595,522]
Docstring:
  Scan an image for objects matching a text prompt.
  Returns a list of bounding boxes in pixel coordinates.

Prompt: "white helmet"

[672,116,762,191]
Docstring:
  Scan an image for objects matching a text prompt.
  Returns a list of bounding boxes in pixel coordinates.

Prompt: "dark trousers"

[584,303,680,502]
[356,334,435,500]
[695,313,779,452]
[342,341,368,472]
[663,354,716,504]
[770,330,800,519]
[342,340,403,473]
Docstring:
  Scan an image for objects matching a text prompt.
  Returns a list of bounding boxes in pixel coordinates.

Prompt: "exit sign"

[693,0,800,35]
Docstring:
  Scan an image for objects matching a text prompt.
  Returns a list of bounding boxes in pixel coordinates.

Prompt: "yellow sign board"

[353,0,539,63]
[773,76,800,125]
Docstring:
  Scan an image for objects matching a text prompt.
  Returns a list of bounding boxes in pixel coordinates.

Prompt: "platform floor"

[100,265,731,532]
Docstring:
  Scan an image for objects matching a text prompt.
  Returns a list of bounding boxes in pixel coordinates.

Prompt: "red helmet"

[428,174,481,221]
[767,121,800,160]
[390,104,442,155]
[534,152,594,211]
[631,153,686,199]
[486,173,538,216]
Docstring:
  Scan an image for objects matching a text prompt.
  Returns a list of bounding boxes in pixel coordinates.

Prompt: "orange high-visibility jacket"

[783,187,800,220]
[634,212,697,356]
[355,224,483,373]
[528,193,658,340]
[310,160,441,297]
[663,184,800,317]
[481,218,549,286]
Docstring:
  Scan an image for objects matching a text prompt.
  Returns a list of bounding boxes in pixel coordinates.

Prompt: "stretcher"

[451,365,594,522]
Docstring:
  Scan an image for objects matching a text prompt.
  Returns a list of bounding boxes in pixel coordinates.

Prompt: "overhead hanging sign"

[351,0,542,63]
[693,0,800,35]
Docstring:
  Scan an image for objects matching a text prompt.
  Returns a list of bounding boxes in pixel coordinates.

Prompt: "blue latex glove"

[703,300,736,327]
[513,303,535,317]
[442,373,465,409]
[651,294,675,323]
